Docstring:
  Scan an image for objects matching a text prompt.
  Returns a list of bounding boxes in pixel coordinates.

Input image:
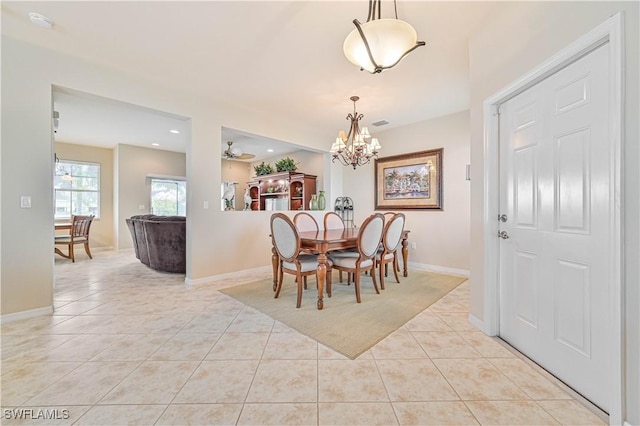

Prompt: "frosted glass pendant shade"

[344,19,419,73]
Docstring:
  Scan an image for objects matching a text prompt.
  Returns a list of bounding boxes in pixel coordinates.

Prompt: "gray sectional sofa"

[126,215,186,273]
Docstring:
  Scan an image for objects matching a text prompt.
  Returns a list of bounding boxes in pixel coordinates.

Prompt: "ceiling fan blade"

[236,153,255,160]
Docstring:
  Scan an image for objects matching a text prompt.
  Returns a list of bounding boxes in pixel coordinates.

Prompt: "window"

[151,178,186,216]
[54,160,100,220]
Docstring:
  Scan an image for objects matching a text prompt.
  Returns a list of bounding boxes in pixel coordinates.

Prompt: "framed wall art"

[374,148,443,210]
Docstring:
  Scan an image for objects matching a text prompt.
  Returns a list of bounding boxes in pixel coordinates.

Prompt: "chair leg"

[69,243,75,262]
[354,270,362,303]
[385,263,388,277]
[303,276,308,290]
[295,272,303,308]
[326,268,332,298]
[274,264,284,299]
[379,259,386,290]
[371,266,380,294]
[84,243,93,259]
[339,270,343,283]
[392,255,401,283]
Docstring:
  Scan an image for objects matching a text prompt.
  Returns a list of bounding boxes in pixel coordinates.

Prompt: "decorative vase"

[318,190,326,210]
[310,194,318,210]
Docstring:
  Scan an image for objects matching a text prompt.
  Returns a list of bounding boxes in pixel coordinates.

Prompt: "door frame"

[481,13,623,423]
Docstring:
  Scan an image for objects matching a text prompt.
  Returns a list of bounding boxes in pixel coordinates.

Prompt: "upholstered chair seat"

[282,254,322,272]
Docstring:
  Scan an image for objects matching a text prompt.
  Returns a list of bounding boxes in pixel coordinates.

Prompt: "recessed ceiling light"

[169,129,180,134]
[267,149,274,153]
[151,143,160,147]
[28,12,54,29]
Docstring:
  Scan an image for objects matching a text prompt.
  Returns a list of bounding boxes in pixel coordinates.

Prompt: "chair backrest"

[357,213,385,259]
[271,213,301,262]
[324,212,345,230]
[71,215,95,238]
[382,212,405,252]
[383,212,396,224]
[293,212,319,232]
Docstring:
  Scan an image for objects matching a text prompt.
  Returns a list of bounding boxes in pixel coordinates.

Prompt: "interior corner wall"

[467,2,639,422]
[341,110,471,272]
[55,142,114,249]
[116,144,186,249]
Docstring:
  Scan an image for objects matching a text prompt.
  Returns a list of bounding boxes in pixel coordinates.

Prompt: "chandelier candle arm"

[331,96,381,169]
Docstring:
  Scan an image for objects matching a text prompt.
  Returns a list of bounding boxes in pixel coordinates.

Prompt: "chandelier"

[343,0,425,74]
[330,96,381,169]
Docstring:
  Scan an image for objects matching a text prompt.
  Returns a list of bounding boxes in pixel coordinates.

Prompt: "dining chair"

[328,213,384,303]
[383,212,396,223]
[382,212,400,273]
[324,211,355,284]
[271,213,327,308]
[293,212,319,232]
[375,212,405,289]
[324,211,345,230]
[292,212,320,289]
[54,214,95,262]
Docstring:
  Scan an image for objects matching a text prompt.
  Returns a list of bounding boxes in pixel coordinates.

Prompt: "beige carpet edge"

[220,270,466,359]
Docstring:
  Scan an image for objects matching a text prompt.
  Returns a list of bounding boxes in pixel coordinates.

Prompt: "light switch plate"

[20,195,32,208]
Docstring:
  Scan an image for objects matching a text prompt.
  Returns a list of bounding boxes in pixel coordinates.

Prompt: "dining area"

[269,210,409,310]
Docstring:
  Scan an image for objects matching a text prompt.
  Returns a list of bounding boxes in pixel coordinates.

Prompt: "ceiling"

[2,1,501,157]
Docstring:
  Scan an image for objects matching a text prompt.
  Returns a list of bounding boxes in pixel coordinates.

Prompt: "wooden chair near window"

[55,214,95,262]
[270,213,327,308]
[376,212,405,289]
[328,213,385,303]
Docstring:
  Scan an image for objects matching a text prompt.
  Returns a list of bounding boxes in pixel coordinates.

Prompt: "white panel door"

[499,43,611,412]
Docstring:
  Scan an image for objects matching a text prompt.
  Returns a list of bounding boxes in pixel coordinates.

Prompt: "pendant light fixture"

[330,96,381,169]
[343,0,425,73]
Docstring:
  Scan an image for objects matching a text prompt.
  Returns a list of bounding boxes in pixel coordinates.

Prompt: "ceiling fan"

[223,141,255,160]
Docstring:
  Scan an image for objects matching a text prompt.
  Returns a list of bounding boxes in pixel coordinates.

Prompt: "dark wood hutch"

[248,172,317,211]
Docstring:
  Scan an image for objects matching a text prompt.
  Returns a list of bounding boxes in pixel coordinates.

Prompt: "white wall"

[467,2,639,422]
[116,144,186,249]
[342,110,470,273]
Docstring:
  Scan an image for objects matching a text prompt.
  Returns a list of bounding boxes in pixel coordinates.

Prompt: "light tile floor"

[1,250,608,425]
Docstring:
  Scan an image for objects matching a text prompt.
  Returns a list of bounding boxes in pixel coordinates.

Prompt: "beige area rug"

[220,270,467,359]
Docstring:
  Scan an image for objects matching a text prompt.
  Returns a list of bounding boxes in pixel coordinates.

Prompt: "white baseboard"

[1,306,53,324]
[468,313,493,335]
[407,262,470,278]
[185,265,271,286]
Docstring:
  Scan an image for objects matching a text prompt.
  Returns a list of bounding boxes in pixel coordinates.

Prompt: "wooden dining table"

[271,227,410,310]
[54,222,72,257]
[55,222,72,231]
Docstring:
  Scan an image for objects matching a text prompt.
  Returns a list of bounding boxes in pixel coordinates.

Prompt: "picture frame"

[374,148,443,210]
